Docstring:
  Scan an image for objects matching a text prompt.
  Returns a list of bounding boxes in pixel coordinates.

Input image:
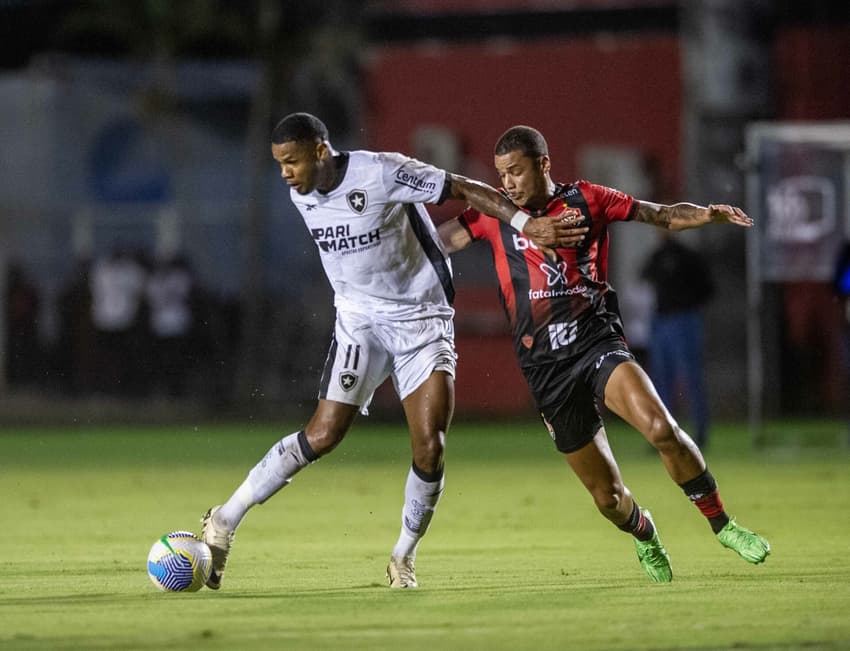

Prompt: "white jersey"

[290,150,454,320]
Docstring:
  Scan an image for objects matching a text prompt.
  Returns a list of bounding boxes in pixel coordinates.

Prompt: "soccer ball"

[147,531,212,592]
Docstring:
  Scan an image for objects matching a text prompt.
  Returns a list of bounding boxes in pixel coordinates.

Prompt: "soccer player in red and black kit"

[439,125,770,582]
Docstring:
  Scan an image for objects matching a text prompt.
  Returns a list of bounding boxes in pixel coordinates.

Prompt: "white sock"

[215,431,316,530]
[391,465,444,559]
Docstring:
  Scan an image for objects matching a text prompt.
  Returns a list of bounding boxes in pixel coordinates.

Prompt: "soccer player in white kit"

[200,113,586,590]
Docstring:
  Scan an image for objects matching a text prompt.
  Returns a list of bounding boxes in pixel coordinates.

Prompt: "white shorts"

[318,310,457,414]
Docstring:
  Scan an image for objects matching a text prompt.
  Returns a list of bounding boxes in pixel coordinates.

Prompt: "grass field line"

[2,421,849,650]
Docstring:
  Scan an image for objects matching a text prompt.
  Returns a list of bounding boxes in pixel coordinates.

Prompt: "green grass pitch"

[2,419,849,650]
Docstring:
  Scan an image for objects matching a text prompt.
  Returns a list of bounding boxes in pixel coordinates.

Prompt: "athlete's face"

[271,139,330,194]
[494,150,551,210]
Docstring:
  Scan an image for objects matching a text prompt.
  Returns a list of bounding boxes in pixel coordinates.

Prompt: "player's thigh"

[563,428,626,498]
[304,398,361,454]
[390,317,457,462]
[385,316,456,395]
[603,360,671,434]
[319,311,392,412]
[401,369,455,447]
[525,360,601,454]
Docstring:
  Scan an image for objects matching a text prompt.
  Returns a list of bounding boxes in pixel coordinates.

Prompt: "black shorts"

[521,334,635,454]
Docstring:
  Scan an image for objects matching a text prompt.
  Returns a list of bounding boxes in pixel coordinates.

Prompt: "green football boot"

[633,509,673,583]
[716,517,771,564]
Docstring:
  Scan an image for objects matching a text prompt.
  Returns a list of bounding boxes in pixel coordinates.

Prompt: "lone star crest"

[347,190,368,214]
[339,371,358,391]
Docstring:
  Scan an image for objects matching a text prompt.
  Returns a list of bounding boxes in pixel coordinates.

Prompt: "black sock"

[296,430,318,462]
[678,469,730,534]
[617,502,655,542]
[411,462,444,483]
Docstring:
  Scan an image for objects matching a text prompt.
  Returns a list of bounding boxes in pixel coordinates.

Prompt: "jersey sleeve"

[578,179,637,223]
[377,152,450,205]
[458,207,487,240]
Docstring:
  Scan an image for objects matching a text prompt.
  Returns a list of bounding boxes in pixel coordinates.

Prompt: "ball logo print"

[147,531,212,592]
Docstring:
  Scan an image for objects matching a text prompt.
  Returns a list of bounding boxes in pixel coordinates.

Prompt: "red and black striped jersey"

[459,180,638,367]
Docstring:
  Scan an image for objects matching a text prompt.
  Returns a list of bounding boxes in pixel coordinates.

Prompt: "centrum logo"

[311,223,381,254]
[394,169,437,193]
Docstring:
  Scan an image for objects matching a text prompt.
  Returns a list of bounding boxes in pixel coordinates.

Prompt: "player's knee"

[412,432,445,474]
[594,491,620,513]
[591,481,626,512]
[304,425,346,456]
[644,414,679,452]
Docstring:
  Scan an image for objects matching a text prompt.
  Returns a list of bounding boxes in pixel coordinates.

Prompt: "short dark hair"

[494,125,548,158]
[271,112,329,145]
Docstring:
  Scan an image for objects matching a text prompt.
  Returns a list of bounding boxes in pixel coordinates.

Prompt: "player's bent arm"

[446,174,582,248]
[438,217,473,254]
[635,201,753,231]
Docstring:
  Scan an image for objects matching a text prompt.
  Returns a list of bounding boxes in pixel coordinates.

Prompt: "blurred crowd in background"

[1,0,849,427]
[5,250,240,402]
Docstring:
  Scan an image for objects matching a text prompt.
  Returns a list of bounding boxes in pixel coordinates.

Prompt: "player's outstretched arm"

[635,201,753,231]
[447,174,587,247]
[438,217,473,254]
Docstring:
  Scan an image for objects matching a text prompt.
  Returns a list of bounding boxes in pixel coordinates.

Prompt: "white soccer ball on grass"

[147,531,212,592]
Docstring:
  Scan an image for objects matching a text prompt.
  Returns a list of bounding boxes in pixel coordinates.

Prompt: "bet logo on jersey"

[347,189,368,213]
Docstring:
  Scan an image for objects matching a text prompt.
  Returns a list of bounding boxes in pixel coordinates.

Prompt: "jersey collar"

[529,184,565,217]
[319,152,350,195]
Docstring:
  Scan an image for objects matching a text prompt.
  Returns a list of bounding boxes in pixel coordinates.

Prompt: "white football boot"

[386,555,418,588]
[200,505,235,590]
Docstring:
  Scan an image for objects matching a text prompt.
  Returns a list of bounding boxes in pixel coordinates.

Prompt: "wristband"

[510,210,530,233]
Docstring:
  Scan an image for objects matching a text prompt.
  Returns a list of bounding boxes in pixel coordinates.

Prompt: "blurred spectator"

[145,253,199,398]
[780,279,846,415]
[203,293,241,408]
[641,232,714,449]
[89,247,149,396]
[619,280,654,370]
[832,240,850,435]
[5,263,41,387]
[55,259,94,395]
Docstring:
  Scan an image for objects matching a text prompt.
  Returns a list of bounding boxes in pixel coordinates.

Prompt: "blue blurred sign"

[89,118,171,203]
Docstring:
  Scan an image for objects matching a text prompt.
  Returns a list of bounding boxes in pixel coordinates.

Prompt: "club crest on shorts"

[339,371,358,391]
[346,189,368,214]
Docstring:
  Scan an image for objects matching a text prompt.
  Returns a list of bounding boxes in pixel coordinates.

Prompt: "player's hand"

[523,208,588,248]
[708,204,753,227]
